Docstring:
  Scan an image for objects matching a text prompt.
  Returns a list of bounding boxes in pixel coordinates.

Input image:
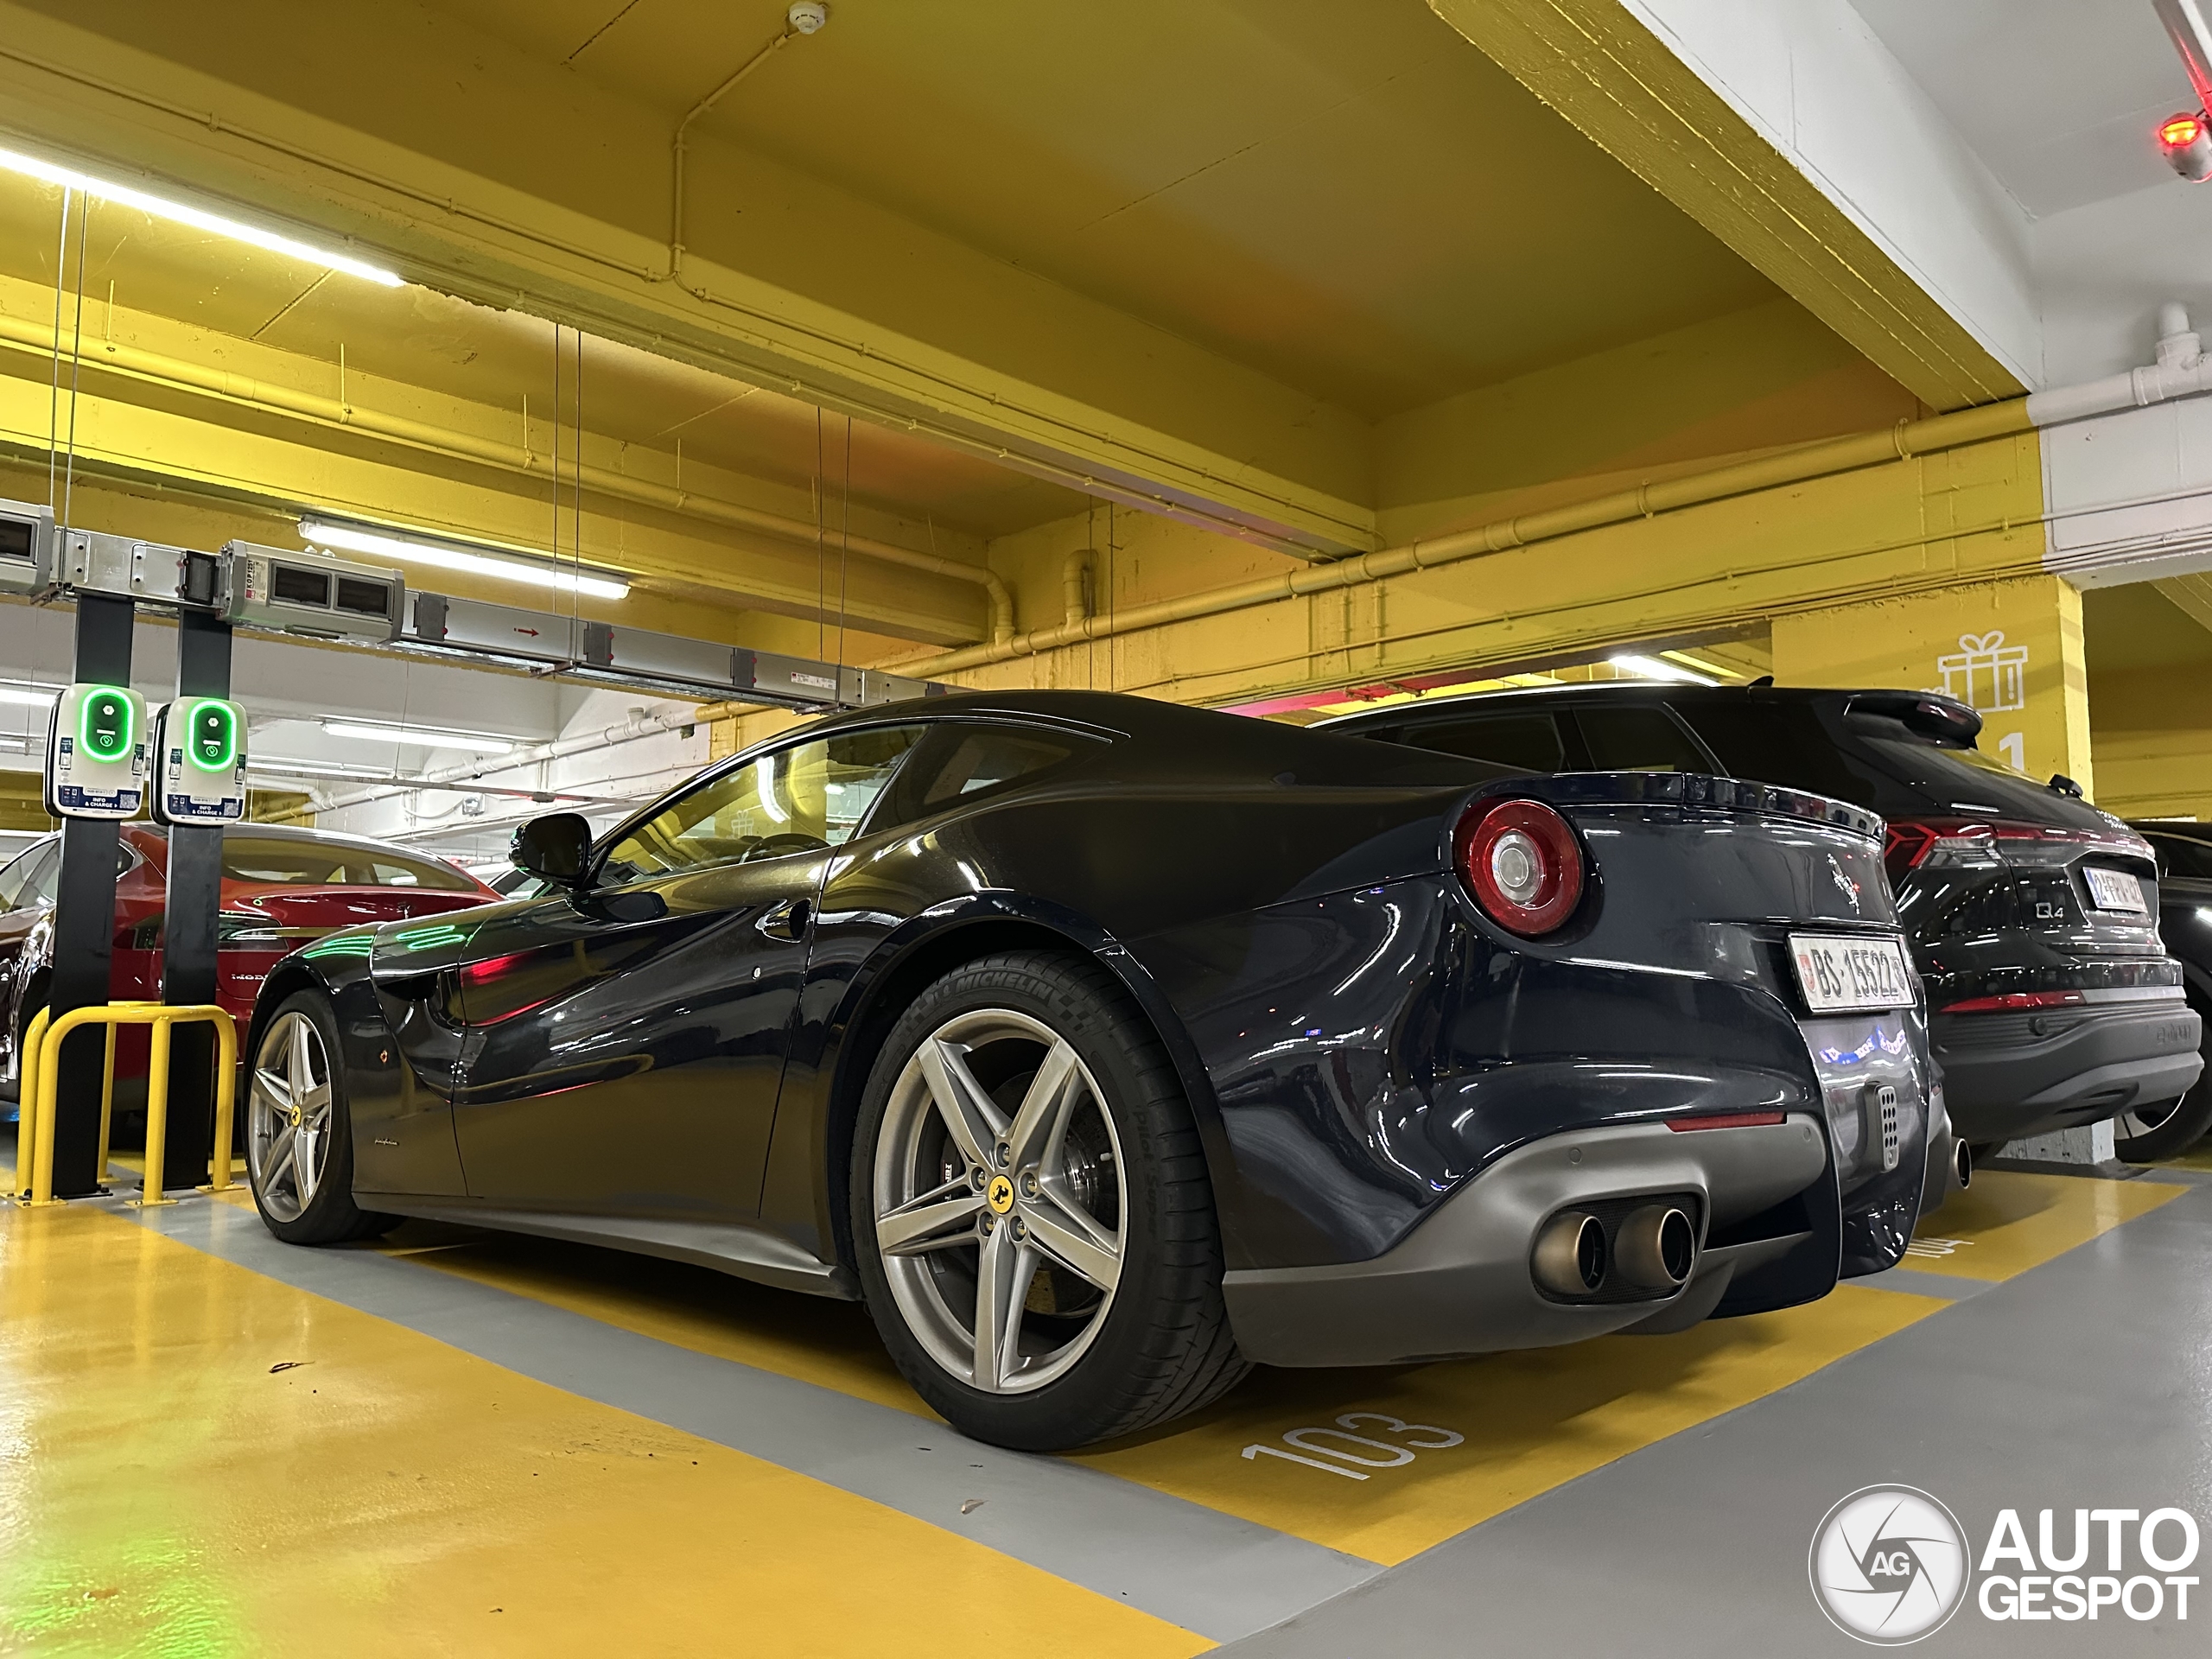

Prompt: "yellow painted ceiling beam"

[1427,0,2024,412]
[0,2,1378,560]
[0,369,979,645]
[0,259,986,643]
[2153,575,2212,637]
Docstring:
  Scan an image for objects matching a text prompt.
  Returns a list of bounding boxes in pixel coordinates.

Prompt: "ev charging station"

[1,499,246,1198]
[154,696,248,824]
[42,682,149,818]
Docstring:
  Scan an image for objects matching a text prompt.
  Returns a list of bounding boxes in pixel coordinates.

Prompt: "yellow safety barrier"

[16,1002,238,1209]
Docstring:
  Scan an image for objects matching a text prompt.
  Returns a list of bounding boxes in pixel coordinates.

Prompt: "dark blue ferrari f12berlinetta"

[241,690,1949,1450]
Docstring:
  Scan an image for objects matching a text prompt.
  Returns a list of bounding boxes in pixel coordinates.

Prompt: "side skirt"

[369,1198,859,1300]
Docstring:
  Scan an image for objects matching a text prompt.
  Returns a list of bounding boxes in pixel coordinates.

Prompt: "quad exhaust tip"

[1531,1210,1607,1297]
[1613,1204,1697,1292]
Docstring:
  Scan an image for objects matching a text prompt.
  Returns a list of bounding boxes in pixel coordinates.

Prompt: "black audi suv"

[1326,683,2202,1160]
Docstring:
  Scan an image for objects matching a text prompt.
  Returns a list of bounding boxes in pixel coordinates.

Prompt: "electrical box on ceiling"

[59,529,223,607]
[222,541,404,642]
[406,591,581,667]
[845,667,947,708]
[153,696,248,826]
[731,649,846,708]
[0,498,54,595]
[44,682,149,820]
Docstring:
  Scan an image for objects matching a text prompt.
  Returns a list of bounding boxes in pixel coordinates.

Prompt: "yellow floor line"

[1903,1168,2183,1280]
[2152,1141,2212,1173]
[1071,1284,1934,1564]
[17,1141,2178,1598]
[394,1228,1941,1568]
[0,1204,1207,1659]
[397,1231,933,1418]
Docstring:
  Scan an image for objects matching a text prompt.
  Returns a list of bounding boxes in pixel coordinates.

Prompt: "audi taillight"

[1884,818,1996,880]
[1454,798,1584,936]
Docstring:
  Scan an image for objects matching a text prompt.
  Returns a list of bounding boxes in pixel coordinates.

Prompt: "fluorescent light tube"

[322,718,516,755]
[0,681,62,709]
[300,518,630,601]
[0,146,402,287]
[246,755,398,780]
[1608,653,1717,686]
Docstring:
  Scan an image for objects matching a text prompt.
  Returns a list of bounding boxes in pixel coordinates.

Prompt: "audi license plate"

[1788,934,1916,1014]
[2082,867,2148,914]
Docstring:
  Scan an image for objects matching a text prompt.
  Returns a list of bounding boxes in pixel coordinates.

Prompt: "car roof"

[1311,679,1985,732]
[2133,821,2212,842]
[111,819,473,866]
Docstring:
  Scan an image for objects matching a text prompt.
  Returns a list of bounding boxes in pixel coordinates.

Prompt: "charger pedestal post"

[42,594,142,1198]
[156,612,242,1192]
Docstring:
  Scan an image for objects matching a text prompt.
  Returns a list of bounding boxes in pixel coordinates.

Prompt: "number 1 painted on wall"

[1998,732,2024,772]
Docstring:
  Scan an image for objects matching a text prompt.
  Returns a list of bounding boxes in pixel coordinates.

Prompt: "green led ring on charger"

[186,698,239,772]
[79,685,133,761]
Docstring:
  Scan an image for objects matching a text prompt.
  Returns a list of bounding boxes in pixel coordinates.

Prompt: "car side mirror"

[512,812,593,887]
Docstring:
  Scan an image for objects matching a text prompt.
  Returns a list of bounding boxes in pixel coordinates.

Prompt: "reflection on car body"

[242,690,1941,1451]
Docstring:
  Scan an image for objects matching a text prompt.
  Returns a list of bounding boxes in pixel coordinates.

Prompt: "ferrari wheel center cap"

[985,1174,1015,1215]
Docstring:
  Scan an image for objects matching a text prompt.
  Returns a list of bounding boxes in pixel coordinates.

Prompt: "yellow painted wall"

[1773,576,2094,801]
[906,424,2050,718]
[2083,586,2212,823]
[1374,298,1918,534]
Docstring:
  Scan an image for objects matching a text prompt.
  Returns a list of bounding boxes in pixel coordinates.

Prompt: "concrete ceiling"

[428,0,1777,421]
[1850,0,2188,221]
[0,0,1926,676]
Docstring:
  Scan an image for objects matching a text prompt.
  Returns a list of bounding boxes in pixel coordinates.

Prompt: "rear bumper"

[1933,998,2203,1141]
[1221,1115,1829,1368]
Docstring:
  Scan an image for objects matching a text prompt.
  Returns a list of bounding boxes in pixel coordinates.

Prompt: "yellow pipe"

[142,1019,173,1210]
[98,1022,116,1184]
[0,315,1014,642]
[669,27,798,280]
[904,399,2037,678]
[1063,548,1092,627]
[16,1005,48,1200]
[95,1001,159,1185]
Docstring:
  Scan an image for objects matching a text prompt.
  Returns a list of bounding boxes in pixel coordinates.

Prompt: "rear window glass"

[920,728,1081,807]
[222,837,476,891]
[1672,697,2110,827]
[2144,833,2212,879]
[1373,710,1565,773]
[0,841,55,910]
[1574,705,1710,773]
[871,722,1096,834]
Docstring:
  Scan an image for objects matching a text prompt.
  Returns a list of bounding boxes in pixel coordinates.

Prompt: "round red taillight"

[1453,798,1584,937]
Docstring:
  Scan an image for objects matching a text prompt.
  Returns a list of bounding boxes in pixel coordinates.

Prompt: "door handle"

[756,896,812,942]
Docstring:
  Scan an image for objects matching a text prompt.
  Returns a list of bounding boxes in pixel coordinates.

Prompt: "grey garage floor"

[32,1149,2207,1655]
[1224,1170,2212,1656]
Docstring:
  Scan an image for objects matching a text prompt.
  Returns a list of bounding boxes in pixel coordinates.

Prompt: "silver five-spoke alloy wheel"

[249,1010,334,1222]
[873,1007,1127,1394]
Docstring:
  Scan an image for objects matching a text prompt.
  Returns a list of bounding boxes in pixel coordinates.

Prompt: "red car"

[0,823,499,1123]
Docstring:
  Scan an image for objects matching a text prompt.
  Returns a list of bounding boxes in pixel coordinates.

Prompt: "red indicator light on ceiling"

[2160,110,2212,181]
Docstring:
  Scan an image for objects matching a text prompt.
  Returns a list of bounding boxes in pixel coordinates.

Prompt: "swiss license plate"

[2082,867,2148,913]
[1788,933,1916,1014]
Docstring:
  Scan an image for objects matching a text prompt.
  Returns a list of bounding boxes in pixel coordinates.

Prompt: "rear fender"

[763,892,1234,1275]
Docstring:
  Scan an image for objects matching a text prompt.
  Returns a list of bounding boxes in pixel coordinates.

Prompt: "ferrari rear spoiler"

[1525,771,1885,842]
